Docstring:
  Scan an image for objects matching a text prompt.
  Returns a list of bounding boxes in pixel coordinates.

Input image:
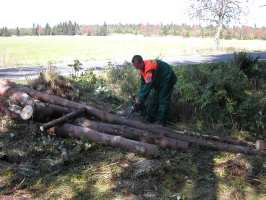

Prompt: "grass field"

[1,35,266,67]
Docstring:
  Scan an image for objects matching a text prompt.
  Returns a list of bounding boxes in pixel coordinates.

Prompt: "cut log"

[0,80,15,96]
[40,108,86,131]
[74,119,262,155]
[75,118,188,150]
[1,81,264,155]
[55,123,159,156]
[200,134,255,148]
[8,101,71,121]
[9,92,34,106]
[174,128,255,148]
[256,140,266,151]
[5,90,72,121]
[20,105,34,120]
[8,104,23,115]
[8,91,71,115]
[34,101,71,116]
[0,100,20,119]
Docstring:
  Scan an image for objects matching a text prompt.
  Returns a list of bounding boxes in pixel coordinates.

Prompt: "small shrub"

[175,61,266,133]
[72,70,97,91]
[105,62,139,101]
[233,51,259,80]
[68,59,83,77]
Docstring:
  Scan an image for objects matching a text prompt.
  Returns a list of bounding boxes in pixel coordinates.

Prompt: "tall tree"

[190,0,249,48]
[16,27,20,36]
[3,27,10,36]
[0,27,3,36]
[44,23,52,35]
[32,23,36,36]
[74,22,80,35]
[99,22,108,36]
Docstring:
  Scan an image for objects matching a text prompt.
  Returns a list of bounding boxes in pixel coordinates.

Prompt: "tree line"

[0,21,82,36]
[1,21,266,40]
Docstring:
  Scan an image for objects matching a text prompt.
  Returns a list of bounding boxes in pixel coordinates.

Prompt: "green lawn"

[1,35,266,67]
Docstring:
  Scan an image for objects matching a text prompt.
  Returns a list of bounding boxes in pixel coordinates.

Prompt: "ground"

[0,111,266,200]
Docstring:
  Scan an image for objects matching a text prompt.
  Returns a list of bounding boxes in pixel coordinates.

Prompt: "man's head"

[132,55,144,70]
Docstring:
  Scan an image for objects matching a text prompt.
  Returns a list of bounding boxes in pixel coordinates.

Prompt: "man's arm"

[138,71,153,104]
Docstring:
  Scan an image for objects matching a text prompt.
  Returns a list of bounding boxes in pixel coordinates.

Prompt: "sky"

[0,0,266,28]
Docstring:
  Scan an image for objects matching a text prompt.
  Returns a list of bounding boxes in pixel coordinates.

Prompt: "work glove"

[133,102,142,112]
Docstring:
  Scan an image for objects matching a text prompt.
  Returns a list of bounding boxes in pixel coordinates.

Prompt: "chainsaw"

[125,96,145,118]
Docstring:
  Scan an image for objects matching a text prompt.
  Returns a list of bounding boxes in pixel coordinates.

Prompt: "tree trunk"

[55,123,159,157]
[215,22,223,49]
[75,118,189,150]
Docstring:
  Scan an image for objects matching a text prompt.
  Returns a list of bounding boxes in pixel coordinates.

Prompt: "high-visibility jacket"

[139,60,158,84]
[138,59,177,103]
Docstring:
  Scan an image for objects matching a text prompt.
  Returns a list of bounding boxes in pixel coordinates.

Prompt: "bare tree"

[190,0,249,48]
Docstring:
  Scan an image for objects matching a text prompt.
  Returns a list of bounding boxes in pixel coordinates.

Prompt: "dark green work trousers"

[144,75,176,124]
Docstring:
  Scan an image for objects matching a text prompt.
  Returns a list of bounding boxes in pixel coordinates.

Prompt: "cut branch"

[40,108,86,131]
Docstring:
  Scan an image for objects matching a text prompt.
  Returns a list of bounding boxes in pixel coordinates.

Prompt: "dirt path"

[0,52,265,80]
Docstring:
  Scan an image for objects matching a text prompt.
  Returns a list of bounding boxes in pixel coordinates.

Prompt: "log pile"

[0,79,265,157]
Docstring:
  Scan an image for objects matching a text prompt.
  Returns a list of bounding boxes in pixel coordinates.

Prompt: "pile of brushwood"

[0,76,265,158]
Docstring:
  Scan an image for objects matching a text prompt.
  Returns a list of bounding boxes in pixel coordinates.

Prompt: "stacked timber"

[0,79,265,157]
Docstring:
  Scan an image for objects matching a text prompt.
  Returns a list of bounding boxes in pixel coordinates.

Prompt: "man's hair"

[132,55,143,63]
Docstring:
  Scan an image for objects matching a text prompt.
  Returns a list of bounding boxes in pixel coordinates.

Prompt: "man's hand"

[133,102,142,112]
[133,97,142,112]
[135,97,141,104]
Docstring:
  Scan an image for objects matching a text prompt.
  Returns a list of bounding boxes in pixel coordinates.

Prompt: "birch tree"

[190,0,249,48]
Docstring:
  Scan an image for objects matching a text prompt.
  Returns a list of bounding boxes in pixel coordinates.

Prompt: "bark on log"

[40,108,86,131]
[1,81,263,155]
[200,134,255,148]
[75,118,189,150]
[174,128,255,148]
[55,123,159,156]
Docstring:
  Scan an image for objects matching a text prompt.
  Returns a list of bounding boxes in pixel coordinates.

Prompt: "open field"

[1,35,266,67]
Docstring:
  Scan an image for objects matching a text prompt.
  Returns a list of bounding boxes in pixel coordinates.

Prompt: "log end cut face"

[20,105,34,120]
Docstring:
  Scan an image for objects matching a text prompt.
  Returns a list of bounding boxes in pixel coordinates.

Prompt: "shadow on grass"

[1,120,266,199]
